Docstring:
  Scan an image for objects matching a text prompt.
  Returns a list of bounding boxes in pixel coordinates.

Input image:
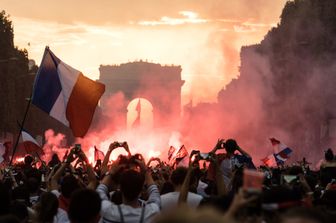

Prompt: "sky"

[1,0,287,104]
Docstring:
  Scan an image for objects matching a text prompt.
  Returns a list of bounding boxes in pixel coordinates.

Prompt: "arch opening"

[127,98,154,129]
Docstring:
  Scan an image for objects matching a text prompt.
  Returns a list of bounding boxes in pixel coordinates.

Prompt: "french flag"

[270,138,293,165]
[261,154,277,167]
[32,47,105,137]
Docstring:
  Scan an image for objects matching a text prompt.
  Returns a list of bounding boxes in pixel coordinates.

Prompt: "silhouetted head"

[120,169,145,202]
[68,189,101,223]
[60,175,80,198]
[48,154,61,167]
[36,192,58,223]
[325,149,334,161]
[224,139,238,154]
[27,176,41,194]
[170,167,188,187]
[24,155,34,166]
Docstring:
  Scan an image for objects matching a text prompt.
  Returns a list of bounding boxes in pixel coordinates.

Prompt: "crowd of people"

[0,138,335,223]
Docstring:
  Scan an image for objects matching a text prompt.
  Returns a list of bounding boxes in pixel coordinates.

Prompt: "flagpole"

[9,97,32,165]
[9,47,50,165]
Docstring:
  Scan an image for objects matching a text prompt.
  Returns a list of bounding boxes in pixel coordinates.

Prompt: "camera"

[199,153,211,160]
[74,144,81,153]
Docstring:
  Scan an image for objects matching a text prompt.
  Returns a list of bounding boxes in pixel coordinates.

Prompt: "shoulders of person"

[187,191,203,201]
[51,189,61,198]
[54,208,69,223]
[160,191,179,199]
[119,204,159,219]
[185,192,203,208]
[100,200,119,216]
[160,192,179,209]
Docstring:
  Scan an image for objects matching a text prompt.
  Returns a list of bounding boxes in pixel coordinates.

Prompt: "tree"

[0,10,29,137]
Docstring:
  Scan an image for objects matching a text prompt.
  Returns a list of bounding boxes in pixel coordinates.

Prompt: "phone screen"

[283,175,298,184]
[199,153,209,159]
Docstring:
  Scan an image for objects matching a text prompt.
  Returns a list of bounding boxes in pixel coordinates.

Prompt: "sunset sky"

[1,0,287,104]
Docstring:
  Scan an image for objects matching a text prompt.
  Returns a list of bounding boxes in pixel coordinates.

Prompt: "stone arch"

[99,61,184,128]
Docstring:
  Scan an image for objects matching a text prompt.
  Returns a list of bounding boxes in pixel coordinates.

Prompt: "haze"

[1,0,287,104]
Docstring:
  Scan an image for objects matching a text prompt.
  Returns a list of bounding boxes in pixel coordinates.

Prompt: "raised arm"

[78,149,98,190]
[236,143,251,158]
[49,149,76,191]
[211,154,228,196]
[178,150,199,204]
[101,142,119,176]
[135,159,160,206]
[210,139,225,154]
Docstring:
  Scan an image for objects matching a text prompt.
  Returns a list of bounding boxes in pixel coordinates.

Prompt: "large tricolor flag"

[32,47,105,137]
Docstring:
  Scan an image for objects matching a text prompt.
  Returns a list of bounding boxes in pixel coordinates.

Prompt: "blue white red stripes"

[32,47,105,137]
[261,138,293,166]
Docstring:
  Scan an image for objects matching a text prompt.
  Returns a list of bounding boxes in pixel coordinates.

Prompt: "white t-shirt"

[53,208,70,223]
[97,184,161,223]
[28,207,69,223]
[160,191,203,210]
[197,180,209,198]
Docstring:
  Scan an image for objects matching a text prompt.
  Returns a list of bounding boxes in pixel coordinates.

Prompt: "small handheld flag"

[168,146,176,161]
[269,138,293,166]
[94,146,105,161]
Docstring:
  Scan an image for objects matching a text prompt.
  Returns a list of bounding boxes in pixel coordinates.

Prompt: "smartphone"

[283,175,298,184]
[199,153,210,160]
[74,144,81,153]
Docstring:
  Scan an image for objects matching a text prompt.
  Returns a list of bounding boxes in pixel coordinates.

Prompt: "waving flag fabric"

[175,145,188,160]
[94,146,105,161]
[32,47,105,137]
[261,138,293,166]
[21,130,43,154]
[261,154,277,167]
[269,138,293,165]
[168,146,176,161]
[274,148,293,165]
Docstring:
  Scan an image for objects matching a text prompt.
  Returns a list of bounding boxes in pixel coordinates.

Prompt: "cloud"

[138,11,207,26]
[5,0,287,104]
[2,0,287,26]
